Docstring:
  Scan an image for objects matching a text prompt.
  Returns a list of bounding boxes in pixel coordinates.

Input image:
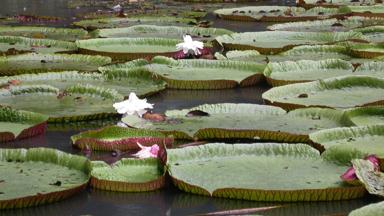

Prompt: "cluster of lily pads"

[0,0,384,214]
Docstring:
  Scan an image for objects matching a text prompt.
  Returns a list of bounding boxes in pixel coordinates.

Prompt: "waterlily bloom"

[341,154,380,184]
[176,35,204,56]
[113,92,153,117]
[112,4,122,12]
[132,142,159,159]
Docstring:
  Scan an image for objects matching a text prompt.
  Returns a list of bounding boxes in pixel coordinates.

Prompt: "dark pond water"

[0,0,381,215]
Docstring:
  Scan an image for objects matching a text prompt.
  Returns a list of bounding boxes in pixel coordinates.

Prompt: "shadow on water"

[0,0,378,215]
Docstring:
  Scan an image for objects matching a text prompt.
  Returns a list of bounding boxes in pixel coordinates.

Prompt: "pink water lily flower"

[341,155,380,184]
[132,142,159,159]
[176,35,204,56]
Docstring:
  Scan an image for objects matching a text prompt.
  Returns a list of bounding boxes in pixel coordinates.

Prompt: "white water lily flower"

[176,35,204,56]
[112,4,122,12]
[132,142,159,158]
[113,92,153,117]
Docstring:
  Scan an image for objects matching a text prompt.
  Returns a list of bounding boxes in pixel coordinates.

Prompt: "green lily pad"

[71,125,173,151]
[262,76,384,110]
[264,59,354,86]
[340,5,384,16]
[166,143,365,201]
[77,37,181,61]
[344,107,384,126]
[0,69,166,97]
[214,6,341,22]
[214,50,263,62]
[298,0,377,8]
[349,42,384,58]
[90,158,165,192]
[0,148,90,209]
[0,36,77,55]
[92,25,232,41]
[214,31,365,54]
[353,26,384,43]
[0,84,123,123]
[268,16,384,32]
[309,125,384,165]
[73,16,197,30]
[0,53,111,75]
[349,201,384,216]
[0,26,89,41]
[143,56,265,89]
[123,103,350,142]
[0,107,48,142]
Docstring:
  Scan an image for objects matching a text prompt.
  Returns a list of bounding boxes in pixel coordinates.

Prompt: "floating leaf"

[166,143,365,201]
[262,76,384,110]
[90,158,165,192]
[0,148,90,209]
[0,107,48,142]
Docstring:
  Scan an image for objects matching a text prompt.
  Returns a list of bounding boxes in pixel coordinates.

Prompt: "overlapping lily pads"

[309,125,384,165]
[214,6,342,22]
[71,126,173,151]
[123,103,350,142]
[0,53,111,75]
[92,25,232,41]
[0,36,77,55]
[77,38,181,61]
[0,148,90,209]
[0,26,89,41]
[0,107,48,142]
[344,107,384,126]
[340,5,384,17]
[167,143,366,201]
[262,76,384,110]
[73,16,197,30]
[0,69,166,97]
[214,31,365,54]
[0,84,123,123]
[143,56,265,89]
[268,17,384,32]
[90,158,165,192]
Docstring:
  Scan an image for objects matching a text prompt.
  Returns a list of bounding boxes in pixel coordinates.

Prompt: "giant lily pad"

[0,69,166,97]
[264,59,354,86]
[0,26,89,41]
[0,53,111,75]
[71,126,173,151]
[297,0,377,9]
[0,148,90,209]
[349,201,384,216]
[0,84,123,123]
[268,17,384,32]
[340,5,384,17]
[90,158,165,192]
[352,26,384,43]
[77,38,181,61]
[0,107,48,142]
[0,36,77,55]
[309,125,384,165]
[143,56,265,89]
[214,6,341,22]
[214,31,365,54]
[166,143,366,201]
[123,103,350,142]
[349,42,384,58]
[92,25,233,41]
[262,76,384,110]
[344,107,384,126]
[73,16,197,30]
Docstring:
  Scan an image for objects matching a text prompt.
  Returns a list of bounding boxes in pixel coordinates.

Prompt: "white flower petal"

[112,92,153,117]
